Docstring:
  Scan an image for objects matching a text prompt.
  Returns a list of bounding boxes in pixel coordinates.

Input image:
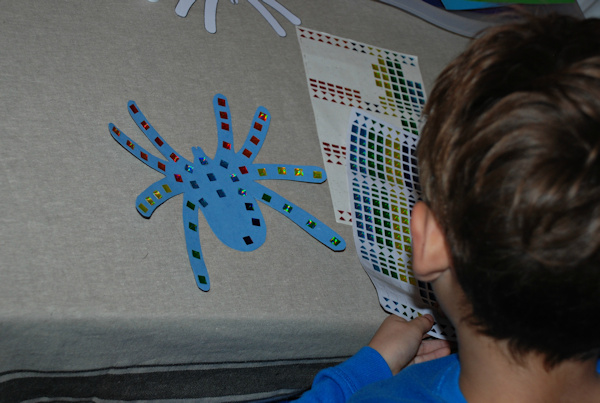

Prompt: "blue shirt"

[349,352,466,402]
[297,347,600,402]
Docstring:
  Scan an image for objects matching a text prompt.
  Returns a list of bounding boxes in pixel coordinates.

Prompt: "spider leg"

[127,101,187,166]
[204,0,219,33]
[243,164,327,184]
[212,94,236,162]
[261,0,301,25]
[182,194,211,291]
[235,104,270,165]
[252,182,346,251]
[135,177,184,218]
[247,0,286,37]
[109,123,169,175]
[175,0,197,18]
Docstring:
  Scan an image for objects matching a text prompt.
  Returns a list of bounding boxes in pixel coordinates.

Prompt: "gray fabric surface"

[0,0,468,397]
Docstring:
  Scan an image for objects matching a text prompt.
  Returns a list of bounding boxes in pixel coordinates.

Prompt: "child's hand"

[368,314,452,375]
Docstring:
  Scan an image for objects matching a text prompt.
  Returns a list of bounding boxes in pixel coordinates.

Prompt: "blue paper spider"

[109,94,345,291]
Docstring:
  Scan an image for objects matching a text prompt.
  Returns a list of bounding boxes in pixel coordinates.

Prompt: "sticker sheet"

[297,27,426,225]
[346,109,455,339]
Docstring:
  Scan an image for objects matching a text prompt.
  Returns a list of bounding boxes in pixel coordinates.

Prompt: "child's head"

[417,13,600,366]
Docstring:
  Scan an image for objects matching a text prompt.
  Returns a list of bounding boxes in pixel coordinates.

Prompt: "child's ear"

[410,202,451,282]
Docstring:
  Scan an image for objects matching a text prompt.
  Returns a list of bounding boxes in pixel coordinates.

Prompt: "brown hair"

[417,13,600,366]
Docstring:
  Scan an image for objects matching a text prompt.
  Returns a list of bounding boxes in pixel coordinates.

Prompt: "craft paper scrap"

[297,26,426,225]
[346,108,455,339]
[109,94,345,292]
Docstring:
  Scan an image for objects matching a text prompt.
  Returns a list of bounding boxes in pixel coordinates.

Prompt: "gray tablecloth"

[0,0,467,400]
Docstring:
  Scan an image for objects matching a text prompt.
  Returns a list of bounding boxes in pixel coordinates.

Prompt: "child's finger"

[410,314,435,336]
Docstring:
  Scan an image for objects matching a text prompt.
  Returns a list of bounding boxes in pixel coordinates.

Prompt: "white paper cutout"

[175,0,301,37]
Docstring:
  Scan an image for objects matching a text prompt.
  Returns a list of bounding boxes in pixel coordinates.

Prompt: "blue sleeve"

[294,346,393,402]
